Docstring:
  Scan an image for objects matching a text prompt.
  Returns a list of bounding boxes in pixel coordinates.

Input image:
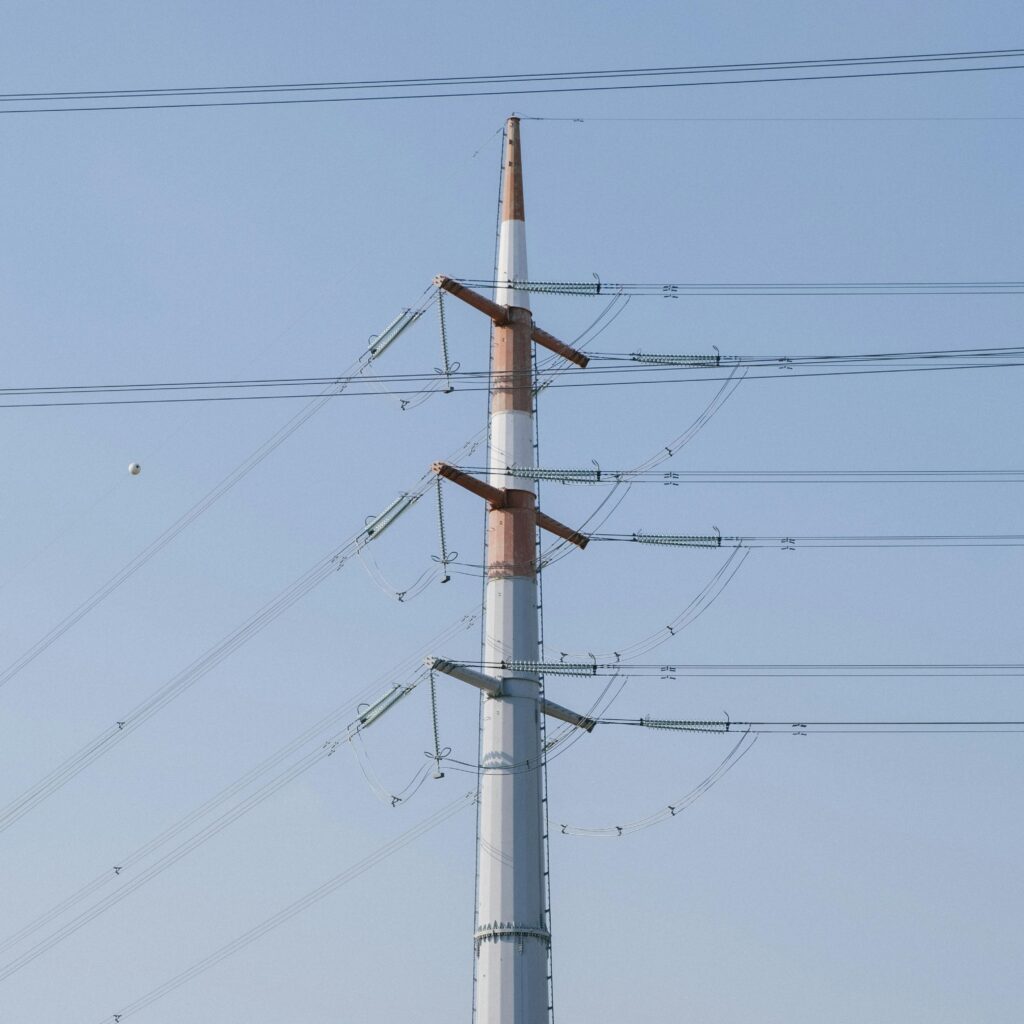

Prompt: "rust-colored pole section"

[487,295,537,578]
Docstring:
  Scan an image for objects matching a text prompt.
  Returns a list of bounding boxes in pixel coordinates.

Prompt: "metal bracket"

[433,275,590,368]
[432,462,589,550]
[427,658,596,732]
[473,920,552,953]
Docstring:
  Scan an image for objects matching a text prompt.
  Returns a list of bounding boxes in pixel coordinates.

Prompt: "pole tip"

[502,118,525,223]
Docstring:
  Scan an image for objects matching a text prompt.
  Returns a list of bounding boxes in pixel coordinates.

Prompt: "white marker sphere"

[128,462,142,476]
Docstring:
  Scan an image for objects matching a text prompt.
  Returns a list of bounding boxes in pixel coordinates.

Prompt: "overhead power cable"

[599,716,1024,734]
[0,676,426,982]
[0,685,411,982]
[0,289,435,690]
[0,614,477,968]
[455,278,1024,296]
[613,344,1024,364]
[3,344,1023,409]
[479,661,1024,678]
[90,793,475,1024]
[591,531,1024,550]
[5,50,1020,101]
[0,434,481,836]
[522,115,1024,122]
[538,548,750,667]
[0,310,732,833]
[5,49,1023,114]
[556,710,1024,841]
[487,466,1024,485]
[556,731,758,838]
[6,343,1020,395]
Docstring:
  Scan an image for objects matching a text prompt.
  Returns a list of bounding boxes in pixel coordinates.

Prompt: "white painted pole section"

[475,117,550,1024]
[495,219,530,310]
[488,411,535,491]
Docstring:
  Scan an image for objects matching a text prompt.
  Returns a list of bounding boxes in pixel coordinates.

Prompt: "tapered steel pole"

[474,116,550,1024]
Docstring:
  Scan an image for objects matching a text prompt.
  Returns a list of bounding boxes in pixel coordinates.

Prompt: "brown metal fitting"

[432,462,589,549]
[530,325,589,368]
[432,462,506,507]
[433,276,589,368]
[433,276,509,325]
[536,511,590,549]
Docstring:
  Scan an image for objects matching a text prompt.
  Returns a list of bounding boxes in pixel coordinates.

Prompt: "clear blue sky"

[1,3,1021,1022]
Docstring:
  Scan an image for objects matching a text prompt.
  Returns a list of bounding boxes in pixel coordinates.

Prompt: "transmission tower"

[429,117,592,1024]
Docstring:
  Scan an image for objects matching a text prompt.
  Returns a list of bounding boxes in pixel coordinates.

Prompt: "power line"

[90,793,475,1024]
[0,290,437,691]
[476,661,1024,678]
[0,299,734,834]
[2,344,1016,394]
[599,717,1024,733]
[456,278,1024,295]
[5,50,1019,101]
[590,532,1024,549]
[556,731,759,838]
[0,436,481,835]
[523,115,1024,122]
[610,344,1024,364]
[485,467,1024,484]
[4,86,1015,1024]
[8,340,1024,396]
[0,615,476,968]
[3,345,1023,408]
[0,361,1013,407]
[3,50,1023,114]
[0,677,430,983]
